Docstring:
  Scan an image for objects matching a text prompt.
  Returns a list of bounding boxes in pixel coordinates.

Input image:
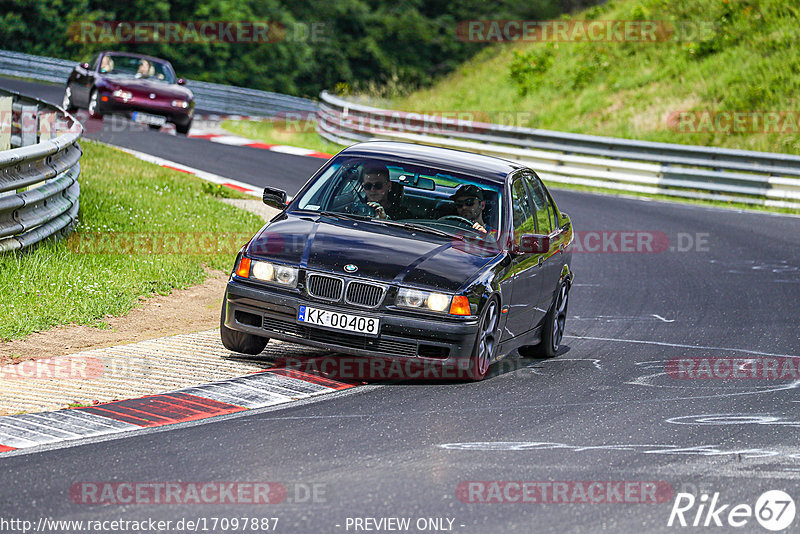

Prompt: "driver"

[100,55,114,73]
[360,163,411,220]
[450,184,493,234]
[136,59,151,78]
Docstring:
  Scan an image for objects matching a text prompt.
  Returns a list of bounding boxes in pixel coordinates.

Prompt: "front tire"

[88,89,103,119]
[519,282,569,359]
[62,86,76,112]
[467,297,500,380]
[175,119,192,135]
[219,296,269,354]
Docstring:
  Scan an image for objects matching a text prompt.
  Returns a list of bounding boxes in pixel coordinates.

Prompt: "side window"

[511,178,536,240]
[524,173,552,235]
[90,54,101,70]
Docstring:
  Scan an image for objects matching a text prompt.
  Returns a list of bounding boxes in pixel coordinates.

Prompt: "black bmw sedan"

[221,141,574,380]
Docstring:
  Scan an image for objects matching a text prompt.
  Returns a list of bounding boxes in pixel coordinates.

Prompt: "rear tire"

[219,296,269,354]
[519,282,569,359]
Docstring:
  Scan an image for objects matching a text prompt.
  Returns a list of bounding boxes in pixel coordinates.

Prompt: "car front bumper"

[223,279,480,370]
[97,95,193,126]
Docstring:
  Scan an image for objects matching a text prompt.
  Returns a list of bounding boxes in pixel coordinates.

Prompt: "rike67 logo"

[668,490,795,531]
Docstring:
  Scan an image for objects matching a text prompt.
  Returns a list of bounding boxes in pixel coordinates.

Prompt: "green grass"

[220,119,346,155]
[393,0,800,155]
[0,141,264,341]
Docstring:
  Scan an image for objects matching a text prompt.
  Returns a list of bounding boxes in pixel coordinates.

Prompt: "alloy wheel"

[476,299,499,376]
[62,87,72,110]
[551,284,569,351]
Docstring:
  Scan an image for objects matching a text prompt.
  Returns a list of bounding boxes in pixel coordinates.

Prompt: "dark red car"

[62,51,194,134]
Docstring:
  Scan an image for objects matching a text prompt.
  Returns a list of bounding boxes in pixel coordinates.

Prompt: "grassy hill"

[392,0,800,155]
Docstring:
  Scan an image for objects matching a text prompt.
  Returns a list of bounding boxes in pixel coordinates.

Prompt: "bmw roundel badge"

[344,264,358,273]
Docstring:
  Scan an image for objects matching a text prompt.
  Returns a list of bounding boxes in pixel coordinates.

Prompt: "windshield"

[294,156,503,241]
[99,54,176,84]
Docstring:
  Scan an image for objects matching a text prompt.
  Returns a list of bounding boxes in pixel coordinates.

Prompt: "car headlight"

[396,288,452,313]
[112,89,132,100]
[172,100,189,108]
[238,258,298,288]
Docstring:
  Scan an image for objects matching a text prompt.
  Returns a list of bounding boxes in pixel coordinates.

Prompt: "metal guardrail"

[0,49,317,117]
[317,91,800,210]
[0,87,83,252]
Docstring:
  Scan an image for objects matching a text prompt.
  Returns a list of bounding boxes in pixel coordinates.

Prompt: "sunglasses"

[362,182,385,191]
[454,198,479,207]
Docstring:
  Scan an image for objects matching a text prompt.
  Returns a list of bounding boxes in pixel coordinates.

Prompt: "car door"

[524,173,567,310]
[502,174,547,341]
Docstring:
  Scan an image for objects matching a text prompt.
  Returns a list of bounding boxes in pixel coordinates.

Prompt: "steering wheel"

[438,215,476,228]
[349,189,376,217]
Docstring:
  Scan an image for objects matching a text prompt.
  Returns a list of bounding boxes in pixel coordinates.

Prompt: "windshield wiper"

[318,210,372,221]
[317,212,467,241]
[381,220,465,241]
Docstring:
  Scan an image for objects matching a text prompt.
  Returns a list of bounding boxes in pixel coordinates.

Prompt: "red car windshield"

[99,54,175,84]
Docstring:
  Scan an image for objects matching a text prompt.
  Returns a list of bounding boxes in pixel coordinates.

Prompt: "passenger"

[360,163,411,220]
[450,184,493,234]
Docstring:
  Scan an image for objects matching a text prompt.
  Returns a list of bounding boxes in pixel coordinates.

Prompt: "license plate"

[298,305,379,336]
[132,112,166,126]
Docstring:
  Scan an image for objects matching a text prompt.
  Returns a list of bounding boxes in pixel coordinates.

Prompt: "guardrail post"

[20,104,37,147]
[0,96,10,151]
[35,111,58,187]
[38,111,56,142]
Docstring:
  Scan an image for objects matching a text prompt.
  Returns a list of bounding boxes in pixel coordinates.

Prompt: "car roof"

[338,141,524,184]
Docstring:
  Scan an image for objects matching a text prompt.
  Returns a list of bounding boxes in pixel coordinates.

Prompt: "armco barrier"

[0,49,317,117]
[0,87,82,252]
[316,91,800,210]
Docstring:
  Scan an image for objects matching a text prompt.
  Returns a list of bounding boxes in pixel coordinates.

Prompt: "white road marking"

[566,334,800,359]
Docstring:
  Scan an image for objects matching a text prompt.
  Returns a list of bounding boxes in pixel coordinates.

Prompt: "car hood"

[247,215,499,292]
[101,76,193,99]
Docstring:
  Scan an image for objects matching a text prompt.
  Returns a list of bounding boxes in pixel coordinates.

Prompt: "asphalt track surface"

[3,77,800,533]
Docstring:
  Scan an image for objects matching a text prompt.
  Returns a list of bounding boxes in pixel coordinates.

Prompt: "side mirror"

[177,78,186,85]
[80,62,90,70]
[263,187,287,209]
[516,233,550,254]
